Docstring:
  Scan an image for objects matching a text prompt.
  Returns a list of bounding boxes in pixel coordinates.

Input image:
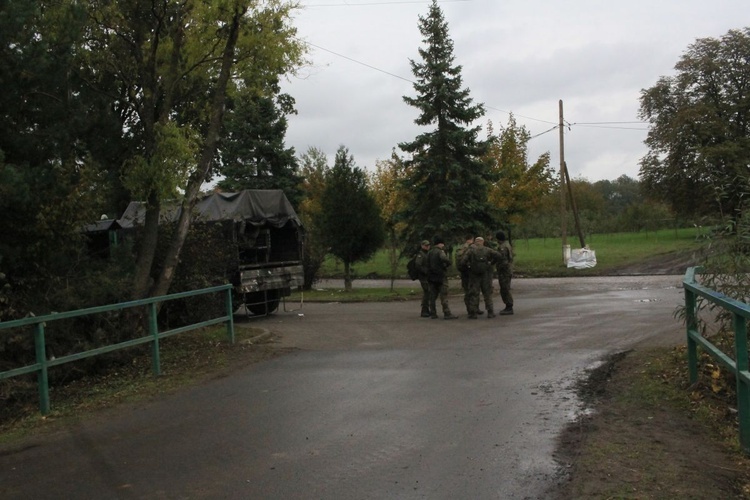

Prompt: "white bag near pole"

[567,247,597,269]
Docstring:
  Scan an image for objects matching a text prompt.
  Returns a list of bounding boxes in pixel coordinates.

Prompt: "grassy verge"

[289,285,425,303]
[320,227,704,279]
[0,325,282,443]
[560,345,750,498]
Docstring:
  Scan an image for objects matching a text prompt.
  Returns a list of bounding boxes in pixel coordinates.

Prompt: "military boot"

[486,309,496,318]
[499,306,513,315]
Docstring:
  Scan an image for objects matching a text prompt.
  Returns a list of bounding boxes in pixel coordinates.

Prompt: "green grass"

[320,227,705,280]
[289,286,424,303]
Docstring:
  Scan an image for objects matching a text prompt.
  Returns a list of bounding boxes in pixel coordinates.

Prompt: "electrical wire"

[297,39,649,139]
[303,0,472,6]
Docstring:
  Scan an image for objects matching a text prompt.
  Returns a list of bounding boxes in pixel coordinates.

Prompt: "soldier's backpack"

[456,246,469,273]
[407,256,419,280]
[470,251,490,275]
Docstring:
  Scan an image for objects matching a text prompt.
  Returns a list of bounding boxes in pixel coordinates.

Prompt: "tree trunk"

[344,261,352,292]
[149,6,244,298]
[132,193,160,300]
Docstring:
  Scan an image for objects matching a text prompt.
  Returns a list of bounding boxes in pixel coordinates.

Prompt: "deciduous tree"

[639,27,750,221]
[83,0,305,299]
[298,147,330,289]
[485,116,556,229]
[371,152,409,289]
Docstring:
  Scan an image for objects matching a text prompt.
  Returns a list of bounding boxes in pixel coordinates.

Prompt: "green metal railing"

[683,267,750,454]
[0,284,235,415]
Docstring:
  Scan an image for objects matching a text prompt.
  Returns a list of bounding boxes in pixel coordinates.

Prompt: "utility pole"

[559,100,568,264]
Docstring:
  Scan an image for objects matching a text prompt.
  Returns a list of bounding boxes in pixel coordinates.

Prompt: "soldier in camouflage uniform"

[455,235,483,316]
[460,236,502,319]
[495,231,514,315]
[427,236,459,320]
[415,240,431,317]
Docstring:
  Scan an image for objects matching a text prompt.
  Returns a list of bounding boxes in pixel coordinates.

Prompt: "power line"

[304,41,414,83]
[485,105,557,126]
[298,39,649,138]
[303,0,472,6]
[574,121,646,125]
[529,125,559,140]
[572,123,648,131]
[302,39,559,128]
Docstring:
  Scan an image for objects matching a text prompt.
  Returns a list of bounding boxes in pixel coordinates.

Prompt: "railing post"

[685,287,698,384]
[225,288,235,344]
[148,303,161,376]
[734,312,750,454]
[33,323,50,415]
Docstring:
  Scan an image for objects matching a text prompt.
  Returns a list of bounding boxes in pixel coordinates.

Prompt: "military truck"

[118,189,304,315]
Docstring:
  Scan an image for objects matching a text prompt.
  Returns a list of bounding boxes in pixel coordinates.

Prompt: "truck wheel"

[247,298,279,315]
[245,290,280,315]
[248,298,279,315]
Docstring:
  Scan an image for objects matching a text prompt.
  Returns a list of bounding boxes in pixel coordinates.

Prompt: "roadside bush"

[155,222,238,329]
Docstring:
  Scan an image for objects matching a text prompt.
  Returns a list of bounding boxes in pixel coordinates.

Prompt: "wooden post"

[559,100,568,263]
[564,161,586,248]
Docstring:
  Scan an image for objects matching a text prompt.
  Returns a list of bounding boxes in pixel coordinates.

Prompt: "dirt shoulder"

[555,348,750,499]
[552,250,750,498]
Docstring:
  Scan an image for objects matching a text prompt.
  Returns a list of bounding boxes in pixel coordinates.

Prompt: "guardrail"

[0,284,235,415]
[683,267,750,454]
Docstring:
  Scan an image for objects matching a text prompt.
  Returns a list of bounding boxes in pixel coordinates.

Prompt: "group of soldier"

[414,232,514,320]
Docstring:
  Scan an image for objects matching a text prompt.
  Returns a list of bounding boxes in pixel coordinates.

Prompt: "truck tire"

[247,297,280,315]
[238,290,280,316]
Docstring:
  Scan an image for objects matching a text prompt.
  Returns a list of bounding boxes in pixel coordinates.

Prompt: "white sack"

[567,248,597,269]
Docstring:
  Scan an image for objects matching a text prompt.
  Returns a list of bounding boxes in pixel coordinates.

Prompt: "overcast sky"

[279,0,747,182]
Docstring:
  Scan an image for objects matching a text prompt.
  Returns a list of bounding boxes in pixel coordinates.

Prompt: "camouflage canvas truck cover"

[118,189,304,315]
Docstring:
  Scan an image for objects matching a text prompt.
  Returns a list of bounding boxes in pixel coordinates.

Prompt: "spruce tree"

[399,0,498,246]
[217,92,303,206]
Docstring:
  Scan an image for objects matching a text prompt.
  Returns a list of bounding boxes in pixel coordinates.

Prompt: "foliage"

[77,0,306,300]
[485,116,556,228]
[154,222,238,329]
[398,0,498,246]
[217,92,303,206]
[0,0,306,320]
[319,146,386,291]
[0,242,137,395]
[318,227,703,279]
[639,27,750,220]
[297,147,330,290]
[515,174,680,240]
[370,152,410,289]
[122,121,199,201]
[689,209,750,341]
[0,1,127,320]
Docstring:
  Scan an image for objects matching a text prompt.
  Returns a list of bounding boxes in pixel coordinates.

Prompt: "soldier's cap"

[421,240,430,246]
[475,236,484,242]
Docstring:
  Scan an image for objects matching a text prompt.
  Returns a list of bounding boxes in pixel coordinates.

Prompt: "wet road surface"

[0,276,686,499]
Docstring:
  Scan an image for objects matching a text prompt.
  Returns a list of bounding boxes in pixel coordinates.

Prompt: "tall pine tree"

[217,92,303,206]
[399,0,498,246]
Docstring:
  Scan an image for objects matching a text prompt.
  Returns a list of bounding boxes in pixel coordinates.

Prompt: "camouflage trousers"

[460,270,471,312]
[466,272,494,315]
[497,271,513,308]
[420,279,430,313]
[428,280,452,317]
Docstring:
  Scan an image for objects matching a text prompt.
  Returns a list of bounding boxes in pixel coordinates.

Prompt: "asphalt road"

[0,275,687,499]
